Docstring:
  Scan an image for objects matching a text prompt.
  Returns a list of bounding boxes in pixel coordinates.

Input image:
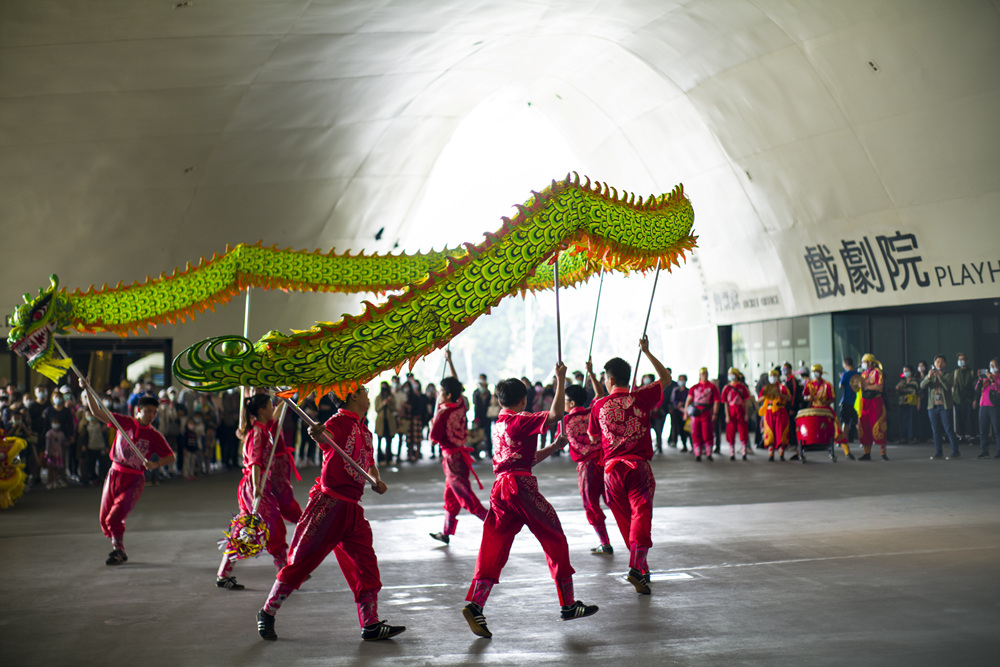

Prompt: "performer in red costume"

[256,386,405,642]
[429,350,487,545]
[758,368,791,461]
[588,336,669,595]
[79,382,174,566]
[720,368,752,461]
[267,398,302,524]
[462,363,598,639]
[801,364,855,460]
[857,353,889,461]
[558,359,612,554]
[685,367,721,461]
[216,394,288,590]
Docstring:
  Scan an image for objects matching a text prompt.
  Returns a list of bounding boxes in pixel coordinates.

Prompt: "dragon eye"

[31,303,48,321]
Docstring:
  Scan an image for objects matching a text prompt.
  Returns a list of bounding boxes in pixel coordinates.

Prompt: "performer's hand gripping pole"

[277,395,379,490]
[631,258,663,389]
[55,340,149,466]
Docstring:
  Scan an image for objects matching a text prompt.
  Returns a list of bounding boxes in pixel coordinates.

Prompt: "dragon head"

[6,275,75,382]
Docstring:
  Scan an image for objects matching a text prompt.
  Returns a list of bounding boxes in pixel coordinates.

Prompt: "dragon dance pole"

[554,255,566,433]
[587,269,605,364]
[277,395,378,489]
[53,340,149,465]
[631,258,663,389]
[250,406,284,515]
[238,287,251,434]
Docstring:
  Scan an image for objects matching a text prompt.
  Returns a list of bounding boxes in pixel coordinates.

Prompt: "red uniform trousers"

[725,407,749,456]
[270,452,303,524]
[859,396,887,453]
[442,448,487,534]
[277,487,382,600]
[576,458,609,541]
[238,475,288,565]
[99,464,145,541]
[691,414,715,457]
[468,472,575,606]
[762,409,790,453]
[604,457,655,571]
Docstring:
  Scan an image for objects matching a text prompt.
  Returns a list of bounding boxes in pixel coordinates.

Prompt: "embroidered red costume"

[720,382,751,457]
[262,409,383,629]
[688,380,721,458]
[758,383,791,455]
[558,405,610,546]
[466,409,577,609]
[430,396,486,536]
[218,420,288,578]
[588,382,660,576]
[858,367,887,454]
[100,416,173,548]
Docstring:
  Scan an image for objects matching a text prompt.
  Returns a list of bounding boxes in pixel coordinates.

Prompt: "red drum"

[795,408,834,446]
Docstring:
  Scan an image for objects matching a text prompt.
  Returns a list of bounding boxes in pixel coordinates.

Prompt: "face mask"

[36,390,47,401]
[810,372,820,380]
[51,422,60,430]
[11,417,20,425]
[918,366,926,373]
[727,374,736,382]
[991,367,999,373]
[678,381,686,388]
[903,371,911,378]
[53,397,62,406]
[861,362,868,371]
[781,370,789,377]
[769,376,779,384]
[957,360,965,368]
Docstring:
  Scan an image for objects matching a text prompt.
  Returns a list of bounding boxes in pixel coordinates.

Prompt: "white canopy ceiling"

[3,0,998,365]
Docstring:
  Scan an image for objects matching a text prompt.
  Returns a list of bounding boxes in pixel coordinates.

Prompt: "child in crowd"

[182,417,202,480]
[44,419,67,489]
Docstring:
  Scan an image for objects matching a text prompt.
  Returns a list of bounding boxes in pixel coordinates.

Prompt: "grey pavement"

[3,439,998,666]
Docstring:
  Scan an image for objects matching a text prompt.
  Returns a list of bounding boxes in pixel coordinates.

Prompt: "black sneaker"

[977,453,991,459]
[561,600,599,620]
[858,453,871,461]
[881,454,890,462]
[429,532,450,545]
[742,454,747,461]
[361,620,406,641]
[462,603,492,638]
[847,454,856,461]
[257,608,277,640]
[590,543,614,555]
[695,456,701,462]
[105,550,126,566]
[768,455,774,462]
[626,568,651,595]
[946,453,961,460]
[216,576,245,590]
[706,455,714,462]
[779,454,786,462]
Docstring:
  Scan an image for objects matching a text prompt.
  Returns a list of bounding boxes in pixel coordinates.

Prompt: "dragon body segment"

[5,174,696,391]
[173,174,696,397]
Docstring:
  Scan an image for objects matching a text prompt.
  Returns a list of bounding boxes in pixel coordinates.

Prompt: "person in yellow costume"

[801,364,855,461]
[757,369,791,461]
[0,430,28,509]
[855,353,888,461]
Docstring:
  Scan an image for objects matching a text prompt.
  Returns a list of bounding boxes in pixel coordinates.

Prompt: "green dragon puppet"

[7,174,696,395]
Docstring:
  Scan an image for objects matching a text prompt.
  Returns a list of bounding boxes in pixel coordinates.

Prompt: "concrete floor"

[3,440,998,666]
